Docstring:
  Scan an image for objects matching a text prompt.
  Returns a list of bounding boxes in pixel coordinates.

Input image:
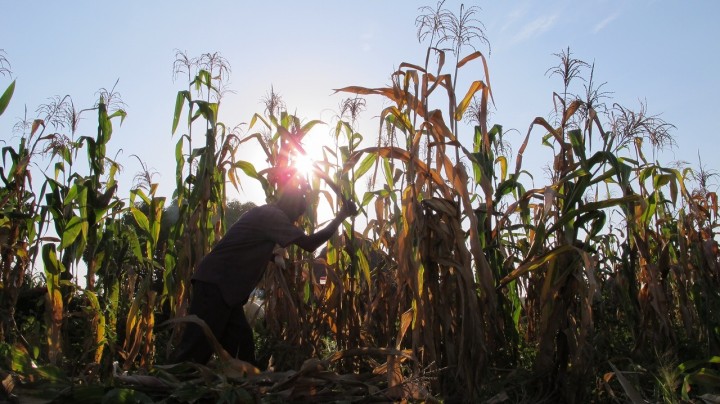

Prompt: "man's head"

[269,167,310,222]
[275,184,308,222]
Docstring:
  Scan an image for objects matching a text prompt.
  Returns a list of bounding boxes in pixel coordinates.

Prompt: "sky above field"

[2,0,719,209]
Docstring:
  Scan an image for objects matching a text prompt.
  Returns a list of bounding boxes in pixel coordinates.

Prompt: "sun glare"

[290,126,333,178]
[289,130,338,222]
[293,152,316,177]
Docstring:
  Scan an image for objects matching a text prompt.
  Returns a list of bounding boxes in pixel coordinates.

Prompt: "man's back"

[192,204,304,306]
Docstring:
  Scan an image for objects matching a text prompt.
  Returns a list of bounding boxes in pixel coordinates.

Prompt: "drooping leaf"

[456,50,482,68]
[191,100,218,126]
[498,244,574,287]
[171,90,190,135]
[31,119,44,135]
[653,173,672,189]
[455,80,487,121]
[495,155,508,182]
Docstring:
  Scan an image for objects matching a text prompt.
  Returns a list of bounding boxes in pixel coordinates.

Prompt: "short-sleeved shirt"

[192,204,305,306]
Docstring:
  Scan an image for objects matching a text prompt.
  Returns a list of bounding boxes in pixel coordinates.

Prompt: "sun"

[292,152,317,178]
[290,127,333,179]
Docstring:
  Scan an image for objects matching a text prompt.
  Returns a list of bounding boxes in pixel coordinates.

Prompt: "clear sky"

[2,1,719,208]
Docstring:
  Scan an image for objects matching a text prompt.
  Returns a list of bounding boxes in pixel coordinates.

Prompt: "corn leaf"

[455,80,487,121]
[131,207,150,234]
[355,153,377,180]
[609,362,647,404]
[60,216,86,249]
[0,79,16,116]
[498,244,575,287]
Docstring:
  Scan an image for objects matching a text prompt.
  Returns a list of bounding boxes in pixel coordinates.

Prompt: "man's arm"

[293,202,357,252]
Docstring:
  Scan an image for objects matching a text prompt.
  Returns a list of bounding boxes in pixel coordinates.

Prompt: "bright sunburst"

[292,152,316,177]
[290,127,333,179]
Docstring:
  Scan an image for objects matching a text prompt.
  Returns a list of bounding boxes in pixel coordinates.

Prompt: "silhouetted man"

[172,182,357,365]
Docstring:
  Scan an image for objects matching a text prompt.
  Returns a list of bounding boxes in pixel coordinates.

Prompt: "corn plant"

[334,2,502,398]
[241,91,341,368]
[166,52,255,353]
[0,53,44,347]
[40,92,127,374]
[0,67,132,385]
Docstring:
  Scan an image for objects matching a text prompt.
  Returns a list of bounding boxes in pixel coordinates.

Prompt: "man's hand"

[272,245,287,270]
[340,200,358,219]
[294,200,358,252]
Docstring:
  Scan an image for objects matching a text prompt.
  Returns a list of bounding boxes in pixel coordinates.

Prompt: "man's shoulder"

[237,204,288,223]
[254,204,285,216]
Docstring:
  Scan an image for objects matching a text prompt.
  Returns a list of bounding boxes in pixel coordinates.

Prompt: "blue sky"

[2,1,719,207]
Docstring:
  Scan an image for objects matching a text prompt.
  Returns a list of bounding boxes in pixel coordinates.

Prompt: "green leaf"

[175,137,185,202]
[639,166,655,184]
[488,124,502,143]
[194,69,212,89]
[494,177,518,201]
[172,90,190,134]
[248,112,271,131]
[300,119,325,137]
[108,109,127,126]
[357,248,371,286]
[334,120,351,139]
[60,216,86,249]
[351,132,363,149]
[382,157,394,188]
[125,229,143,262]
[568,129,586,162]
[42,243,62,276]
[131,207,150,233]
[191,100,218,126]
[361,191,375,207]
[65,182,81,205]
[0,79,16,116]
[10,344,34,374]
[131,187,151,206]
[678,356,720,373]
[564,175,590,211]
[233,160,260,179]
[653,173,672,189]
[97,98,112,146]
[640,192,657,226]
[303,281,311,303]
[189,146,206,161]
[541,132,554,148]
[473,125,482,153]
[354,153,376,179]
[544,194,643,236]
[339,145,350,161]
[685,368,720,388]
[576,210,606,238]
